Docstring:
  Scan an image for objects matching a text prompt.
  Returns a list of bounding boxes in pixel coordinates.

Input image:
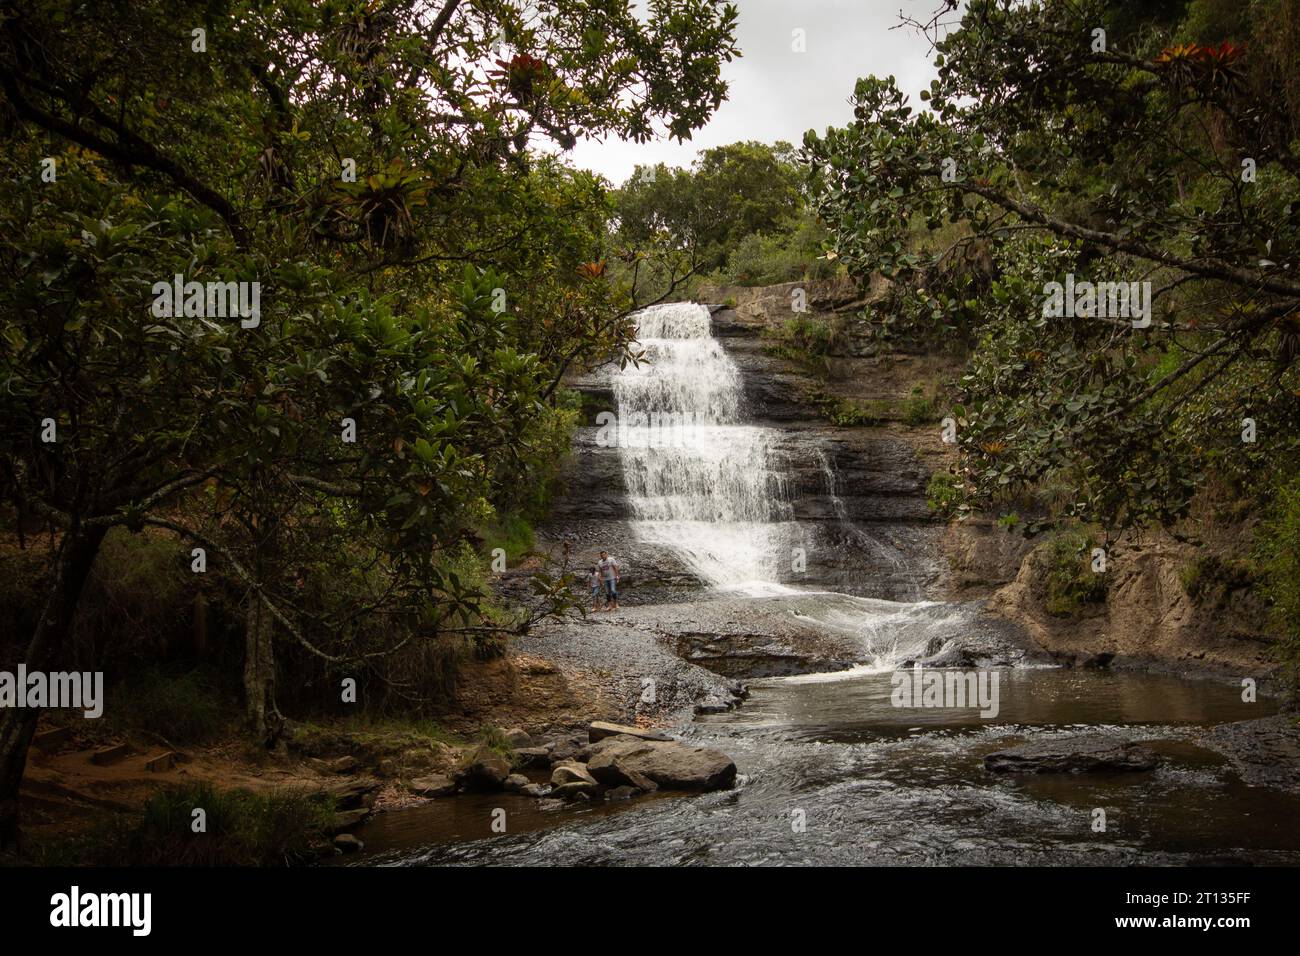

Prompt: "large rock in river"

[984,736,1159,773]
[550,760,599,799]
[586,735,736,791]
[454,744,511,790]
[550,760,598,788]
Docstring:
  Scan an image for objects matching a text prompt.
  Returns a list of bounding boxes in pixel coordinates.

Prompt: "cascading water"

[611,302,795,591]
[612,301,977,664]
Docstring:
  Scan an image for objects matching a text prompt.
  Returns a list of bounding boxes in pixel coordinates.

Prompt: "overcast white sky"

[566,0,945,184]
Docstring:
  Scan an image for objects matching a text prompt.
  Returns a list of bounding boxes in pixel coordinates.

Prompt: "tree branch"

[960,181,1300,300]
[0,67,249,247]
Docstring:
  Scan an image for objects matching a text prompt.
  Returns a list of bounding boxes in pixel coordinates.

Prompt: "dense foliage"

[804,0,1300,689]
[0,0,738,844]
[611,140,835,301]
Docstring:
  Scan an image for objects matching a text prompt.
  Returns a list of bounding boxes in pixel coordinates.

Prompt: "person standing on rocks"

[598,550,621,611]
[588,563,603,612]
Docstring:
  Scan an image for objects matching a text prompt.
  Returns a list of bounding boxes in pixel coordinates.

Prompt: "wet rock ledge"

[984,736,1160,773]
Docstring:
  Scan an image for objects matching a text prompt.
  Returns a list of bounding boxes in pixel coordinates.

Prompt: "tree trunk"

[243,596,283,746]
[0,526,106,850]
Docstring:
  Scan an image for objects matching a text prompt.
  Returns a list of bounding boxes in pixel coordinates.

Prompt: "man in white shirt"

[597,550,621,611]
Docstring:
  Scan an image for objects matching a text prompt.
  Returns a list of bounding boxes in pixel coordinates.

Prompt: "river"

[354,303,1300,866]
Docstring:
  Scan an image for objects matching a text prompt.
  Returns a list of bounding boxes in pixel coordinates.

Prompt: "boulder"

[406,774,456,798]
[553,783,594,801]
[586,735,736,791]
[322,779,380,810]
[333,834,364,854]
[984,736,1159,774]
[503,773,532,793]
[520,783,550,798]
[453,745,511,790]
[400,747,436,770]
[501,727,533,747]
[547,735,589,765]
[585,752,658,792]
[327,808,370,833]
[327,755,359,774]
[587,721,671,743]
[550,760,598,788]
[512,746,553,769]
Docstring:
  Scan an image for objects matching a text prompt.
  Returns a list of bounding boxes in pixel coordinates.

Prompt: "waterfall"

[817,448,922,601]
[611,302,795,591]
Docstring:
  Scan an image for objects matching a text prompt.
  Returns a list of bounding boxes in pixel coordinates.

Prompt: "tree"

[612,140,802,301]
[804,0,1300,532]
[0,0,738,847]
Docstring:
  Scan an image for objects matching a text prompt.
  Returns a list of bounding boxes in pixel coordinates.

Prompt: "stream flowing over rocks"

[353,301,1300,867]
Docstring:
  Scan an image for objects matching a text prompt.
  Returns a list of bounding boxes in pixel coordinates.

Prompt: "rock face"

[586,735,736,791]
[454,745,512,790]
[548,282,957,602]
[699,277,864,331]
[984,736,1159,773]
[985,528,1276,674]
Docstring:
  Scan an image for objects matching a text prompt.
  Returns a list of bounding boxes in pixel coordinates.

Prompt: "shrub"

[109,664,233,744]
[926,472,962,517]
[714,213,839,287]
[476,725,516,759]
[1,528,195,671]
[762,316,847,374]
[823,397,892,426]
[1043,530,1107,617]
[36,783,335,866]
[1179,554,1256,606]
[1256,476,1300,706]
[901,385,936,425]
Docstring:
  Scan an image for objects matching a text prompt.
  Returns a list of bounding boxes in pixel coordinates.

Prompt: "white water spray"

[613,303,797,591]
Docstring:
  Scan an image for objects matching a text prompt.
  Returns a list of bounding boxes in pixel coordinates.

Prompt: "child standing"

[589,564,603,612]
